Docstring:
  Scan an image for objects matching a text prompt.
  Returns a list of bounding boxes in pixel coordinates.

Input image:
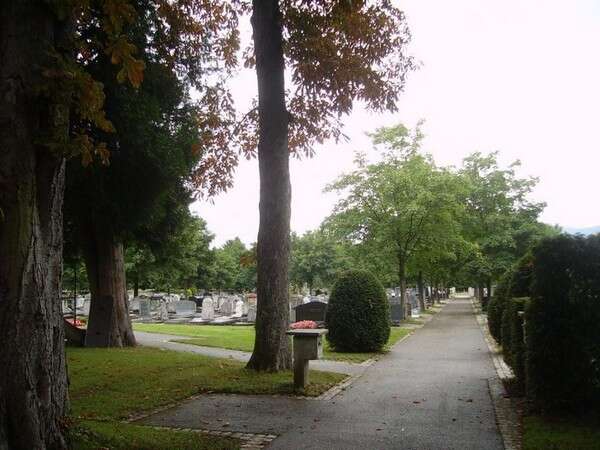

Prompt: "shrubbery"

[325,269,390,352]
[525,234,600,412]
[501,297,528,391]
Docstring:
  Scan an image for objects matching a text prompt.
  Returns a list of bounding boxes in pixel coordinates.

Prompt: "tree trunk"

[247,0,292,371]
[398,257,407,320]
[0,2,70,447]
[81,221,135,347]
[417,271,426,311]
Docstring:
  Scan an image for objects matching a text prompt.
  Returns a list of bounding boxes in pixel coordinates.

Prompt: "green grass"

[68,347,346,420]
[69,420,238,450]
[523,415,600,450]
[134,324,411,363]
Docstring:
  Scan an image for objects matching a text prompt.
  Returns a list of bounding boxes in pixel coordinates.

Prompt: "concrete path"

[138,299,504,449]
[135,331,368,376]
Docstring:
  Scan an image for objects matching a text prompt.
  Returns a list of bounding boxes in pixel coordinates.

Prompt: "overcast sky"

[191,0,600,247]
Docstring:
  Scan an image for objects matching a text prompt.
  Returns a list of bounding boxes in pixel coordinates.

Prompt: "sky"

[191,0,600,247]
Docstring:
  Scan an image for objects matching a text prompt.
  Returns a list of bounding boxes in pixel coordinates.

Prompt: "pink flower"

[290,320,317,329]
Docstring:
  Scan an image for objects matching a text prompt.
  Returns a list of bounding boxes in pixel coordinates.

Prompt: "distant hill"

[564,226,600,236]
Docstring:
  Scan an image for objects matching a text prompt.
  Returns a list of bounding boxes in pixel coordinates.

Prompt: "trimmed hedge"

[501,297,528,391]
[525,234,600,412]
[325,270,390,352]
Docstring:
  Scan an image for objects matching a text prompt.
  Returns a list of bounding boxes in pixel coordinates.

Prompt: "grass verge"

[134,324,411,363]
[523,415,600,450]
[69,420,238,450]
[68,347,346,421]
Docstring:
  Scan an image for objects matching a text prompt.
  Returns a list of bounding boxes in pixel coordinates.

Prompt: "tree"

[289,230,345,293]
[0,0,144,446]
[459,152,546,298]
[211,238,257,292]
[326,124,466,316]
[65,0,239,347]
[246,0,415,371]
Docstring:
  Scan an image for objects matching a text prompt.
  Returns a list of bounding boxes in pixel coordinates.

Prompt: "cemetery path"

[138,299,505,450]
[134,331,367,376]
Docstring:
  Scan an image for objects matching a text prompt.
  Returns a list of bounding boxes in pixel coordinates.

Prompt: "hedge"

[501,297,528,391]
[325,269,390,352]
[525,234,600,412]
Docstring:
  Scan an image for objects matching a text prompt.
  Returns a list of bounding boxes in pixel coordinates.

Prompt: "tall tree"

[460,152,546,297]
[66,0,239,346]
[0,0,143,446]
[326,124,466,314]
[246,0,415,371]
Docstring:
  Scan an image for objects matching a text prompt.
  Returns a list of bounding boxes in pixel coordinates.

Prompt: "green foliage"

[289,230,349,292]
[525,235,600,412]
[501,297,529,390]
[325,270,390,352]
[211,238,256,292]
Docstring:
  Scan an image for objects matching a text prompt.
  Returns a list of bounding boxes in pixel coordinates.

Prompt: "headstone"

[158,302,169,321]
[201,298,215,320]
[390,303,404,323]
[234,299,244,317]
[221,298,234,315]
[246,293,257,307]
[82,299,91,316]
[294,301,327,323]
[174,300,196,317]
[242,301,249,315]
[130,298,140,312]
[139,299,151,318]
[247,305,257,322]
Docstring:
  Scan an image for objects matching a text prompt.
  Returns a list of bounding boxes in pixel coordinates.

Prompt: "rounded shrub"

[325,269,390,352]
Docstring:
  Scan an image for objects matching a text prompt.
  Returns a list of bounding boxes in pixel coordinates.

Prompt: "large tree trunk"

[0,2,70,448]
[247,0,292,371]
[417,270,426,311]
[81,222,135,347]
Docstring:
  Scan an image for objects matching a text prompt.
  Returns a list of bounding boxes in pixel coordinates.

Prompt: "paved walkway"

[138,299,504,449]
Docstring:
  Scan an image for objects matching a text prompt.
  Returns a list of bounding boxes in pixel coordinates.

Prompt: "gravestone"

[242,301,249,315]
[234,299,244,317]
[221,298,234,315]
[158,302,169,321]
[294,301,327,323]
[247,305,257,322]
[201,298,215,320]
[82,299,91,316]
[139,299,151,318]
[246,293,257,307]
[130,298,140,312]
[175,300,196,317]
[390,303,404,323]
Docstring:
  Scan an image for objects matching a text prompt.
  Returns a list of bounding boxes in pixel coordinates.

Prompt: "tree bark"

[417,270,426,311]
[0,1,70,448]
[247,0,292,371]
[134,271,139,298]
[81,221,135,347]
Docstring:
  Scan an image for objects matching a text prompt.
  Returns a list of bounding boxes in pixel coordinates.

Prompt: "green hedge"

[325,269,390,352]
[501,297,528,391]
[525,234,600,412]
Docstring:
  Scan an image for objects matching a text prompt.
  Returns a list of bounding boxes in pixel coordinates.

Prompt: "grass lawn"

[67,346,345,449]
[134,323,411,363]
[69,420,238,450]
[523,415,600,450]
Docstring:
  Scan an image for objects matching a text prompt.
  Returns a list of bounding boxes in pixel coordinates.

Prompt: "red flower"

[290,320,317,329]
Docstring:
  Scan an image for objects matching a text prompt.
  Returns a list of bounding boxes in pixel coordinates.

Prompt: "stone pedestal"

[286,329,328,390]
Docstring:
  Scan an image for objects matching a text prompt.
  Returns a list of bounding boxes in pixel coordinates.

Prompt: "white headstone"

[234,299,244,317]
[139,299,151,318]
[247,305,257,322]
[201,298,215,320]
[82,299,91,316]
[158,302,169,321]
[221,298,234,315]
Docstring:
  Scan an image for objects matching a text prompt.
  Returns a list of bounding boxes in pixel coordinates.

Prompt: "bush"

[501,297,528,391]
[525,235,600,412]
[488,275,509,344]
[325,269,390,352]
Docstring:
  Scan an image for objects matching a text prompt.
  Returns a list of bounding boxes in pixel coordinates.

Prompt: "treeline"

[288,123,557,301]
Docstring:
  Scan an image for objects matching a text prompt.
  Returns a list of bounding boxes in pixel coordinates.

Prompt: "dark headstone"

[294,301,327,323]
[390,303,404,324]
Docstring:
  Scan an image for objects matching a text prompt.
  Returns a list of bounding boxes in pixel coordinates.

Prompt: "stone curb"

[470,298,522,450]
[142,425,277,449]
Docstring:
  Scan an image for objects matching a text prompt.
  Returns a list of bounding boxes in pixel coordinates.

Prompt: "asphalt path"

[139,299,504,450]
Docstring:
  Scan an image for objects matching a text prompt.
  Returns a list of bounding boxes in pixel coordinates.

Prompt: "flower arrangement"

[66,318,84,327]
[290,320,317,330]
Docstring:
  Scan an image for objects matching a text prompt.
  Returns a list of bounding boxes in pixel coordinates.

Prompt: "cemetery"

[3,1,600,449]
